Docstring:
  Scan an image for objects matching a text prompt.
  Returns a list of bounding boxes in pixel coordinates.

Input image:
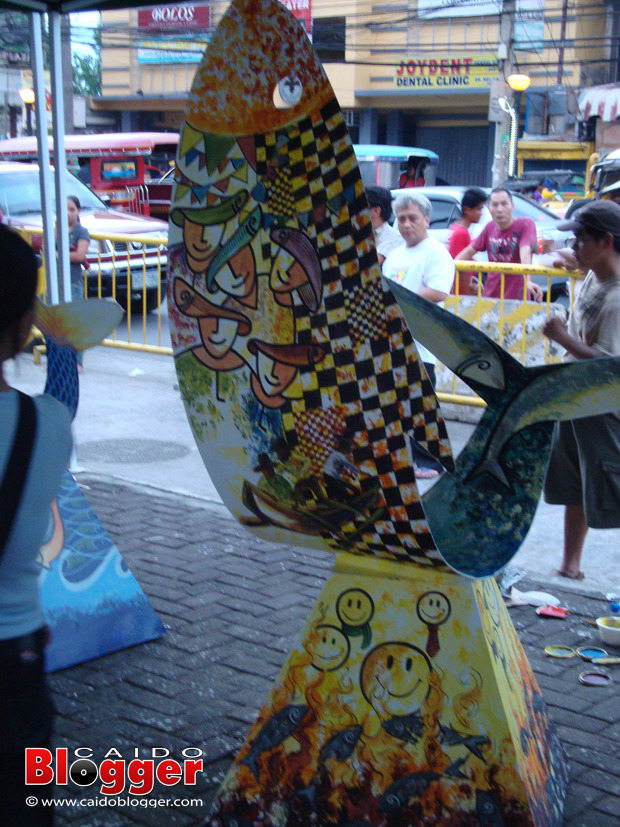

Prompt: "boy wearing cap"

[543,201,620,580]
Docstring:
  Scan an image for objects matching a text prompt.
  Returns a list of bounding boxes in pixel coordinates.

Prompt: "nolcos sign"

[138,4,211,29]
[394,55,499,90]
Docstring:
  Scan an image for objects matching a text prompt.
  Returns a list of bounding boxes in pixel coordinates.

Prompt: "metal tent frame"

[0,1,174,301]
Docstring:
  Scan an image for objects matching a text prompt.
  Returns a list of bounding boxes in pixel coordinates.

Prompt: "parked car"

[0,162,168,312]
[390,186,575,304]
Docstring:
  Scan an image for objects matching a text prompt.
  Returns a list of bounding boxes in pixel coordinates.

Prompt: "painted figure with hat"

[254,452,296,505]
[543,200,620,580]
[273,437,323,504]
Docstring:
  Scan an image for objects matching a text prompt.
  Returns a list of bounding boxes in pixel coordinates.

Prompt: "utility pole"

[491,0,515,187]
[556,0,568,86]
[61,15,73,134]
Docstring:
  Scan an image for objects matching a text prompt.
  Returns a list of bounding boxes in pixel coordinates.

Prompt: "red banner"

[278,0,312,37]
[138,4,211,30]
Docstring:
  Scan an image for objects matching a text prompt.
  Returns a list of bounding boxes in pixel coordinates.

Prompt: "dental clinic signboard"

[394,55,499,91]
[137,4,211,64]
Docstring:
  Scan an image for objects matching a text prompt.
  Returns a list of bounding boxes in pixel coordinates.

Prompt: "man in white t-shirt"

[383,192,455,477]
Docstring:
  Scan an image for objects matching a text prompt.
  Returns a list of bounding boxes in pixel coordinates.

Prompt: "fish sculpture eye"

[456,354,505,390]
[278,74,303,106]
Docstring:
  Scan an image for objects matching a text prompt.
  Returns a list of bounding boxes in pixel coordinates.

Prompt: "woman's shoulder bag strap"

[0,391,37,555]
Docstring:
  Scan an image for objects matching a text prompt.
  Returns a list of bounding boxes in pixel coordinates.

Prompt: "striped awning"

[579,84,620,122]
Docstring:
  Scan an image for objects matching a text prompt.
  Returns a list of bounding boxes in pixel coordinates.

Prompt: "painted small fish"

[319,724,362,763]
[241,703,308,780]
[296,724,363,811]
[443,755,469,779]
[476,789,505,827]
[382,711,424,744]
[438,725,489,761]
[377,769,441,813]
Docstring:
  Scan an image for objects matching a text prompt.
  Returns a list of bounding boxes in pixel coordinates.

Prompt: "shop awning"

[579,84,620,123]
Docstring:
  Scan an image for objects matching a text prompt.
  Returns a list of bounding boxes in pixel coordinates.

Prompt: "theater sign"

[394,55,499,91]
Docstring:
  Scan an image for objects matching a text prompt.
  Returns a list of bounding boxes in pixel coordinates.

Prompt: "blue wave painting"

[39,471,165,672]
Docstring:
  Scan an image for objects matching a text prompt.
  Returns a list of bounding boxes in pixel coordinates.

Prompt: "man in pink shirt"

[455,187,543,301]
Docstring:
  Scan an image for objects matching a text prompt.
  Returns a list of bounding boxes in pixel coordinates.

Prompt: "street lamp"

[507,74,531,93]
[498,96,518,179]
[19,87,35,137]
[505,74,531,178]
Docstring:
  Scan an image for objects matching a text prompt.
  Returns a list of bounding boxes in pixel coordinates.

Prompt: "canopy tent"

[0,0,179,302]
[579,83,620,124]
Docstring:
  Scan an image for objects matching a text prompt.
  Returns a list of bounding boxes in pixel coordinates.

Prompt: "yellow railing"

[20,226,173,356]
[20,224,576,409]
[86,230,170,354]
[438,261,579,408]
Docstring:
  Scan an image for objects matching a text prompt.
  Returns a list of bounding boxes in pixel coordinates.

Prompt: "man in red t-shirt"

[455,187,543,301]
[448,187,487,296]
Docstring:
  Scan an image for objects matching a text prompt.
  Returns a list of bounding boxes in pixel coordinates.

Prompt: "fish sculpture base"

[206,555,568,827]
[40,472,166,672]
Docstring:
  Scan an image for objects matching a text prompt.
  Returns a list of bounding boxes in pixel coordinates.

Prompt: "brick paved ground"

[46,477,620,827]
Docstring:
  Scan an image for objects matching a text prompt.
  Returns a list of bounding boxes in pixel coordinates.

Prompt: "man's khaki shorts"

[544,414,620,529]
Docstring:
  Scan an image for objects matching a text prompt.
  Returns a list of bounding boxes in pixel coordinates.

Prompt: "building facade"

[95,0,616,186]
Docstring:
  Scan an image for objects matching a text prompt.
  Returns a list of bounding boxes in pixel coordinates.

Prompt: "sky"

[71,11,101,56]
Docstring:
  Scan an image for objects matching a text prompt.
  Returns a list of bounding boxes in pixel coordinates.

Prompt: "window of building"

[313,17,346,62]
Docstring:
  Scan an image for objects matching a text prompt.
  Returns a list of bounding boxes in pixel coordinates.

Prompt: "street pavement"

[6,345,620,826]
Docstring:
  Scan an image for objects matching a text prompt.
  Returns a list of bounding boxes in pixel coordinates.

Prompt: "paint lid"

[577,646,608,661]
[544,645,576,659]
[579,671,613,687]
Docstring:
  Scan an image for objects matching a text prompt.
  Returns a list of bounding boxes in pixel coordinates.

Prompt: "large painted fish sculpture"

[167,0,454,569]
[390,281,620,577]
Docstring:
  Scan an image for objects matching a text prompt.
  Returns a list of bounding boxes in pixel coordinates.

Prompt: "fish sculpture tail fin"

[464,457,512,491]
[35,298,123,353]
[444,756,469,780]
[240,754,259,781]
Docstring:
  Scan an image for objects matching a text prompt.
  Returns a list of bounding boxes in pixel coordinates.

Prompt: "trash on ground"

[520,590,561,607]
[536,605,569,618]
[592,656,620,665]
[497,565,525,597]
[128,368,145,377]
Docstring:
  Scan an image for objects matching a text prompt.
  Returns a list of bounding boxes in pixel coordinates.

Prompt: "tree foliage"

[0,12,30,55]
[72,51,101,97]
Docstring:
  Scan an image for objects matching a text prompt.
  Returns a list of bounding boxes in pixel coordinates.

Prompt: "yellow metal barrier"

[19,226,173,356]
[439,261,580,408]
[18,225,577,411]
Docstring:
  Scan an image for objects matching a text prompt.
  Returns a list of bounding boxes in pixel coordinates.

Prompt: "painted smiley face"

[310,624,350,672]
[360,642,431,707]
[337,589,375,628]
[416,591,451,626]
